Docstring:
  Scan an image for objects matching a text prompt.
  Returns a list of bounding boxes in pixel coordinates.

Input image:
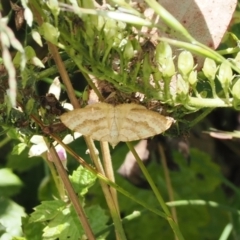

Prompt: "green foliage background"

[1,0,240,240]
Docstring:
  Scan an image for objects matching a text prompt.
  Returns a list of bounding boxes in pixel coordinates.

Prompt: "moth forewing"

[60,103,174,147]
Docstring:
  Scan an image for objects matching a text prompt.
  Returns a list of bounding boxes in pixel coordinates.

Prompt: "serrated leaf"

[86,205,109,236]
[43,205,109,239]
[30,200,65,222]
[22,216,44,240]
[0,168,23,197]
[69,166,96,196]
[43,207,81,240]
[11,143,27,155]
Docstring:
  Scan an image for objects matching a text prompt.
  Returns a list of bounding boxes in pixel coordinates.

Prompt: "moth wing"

[116,104,174,142]
[60,103,114,142]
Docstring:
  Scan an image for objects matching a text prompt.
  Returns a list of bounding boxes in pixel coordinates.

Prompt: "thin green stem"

[44,155,66,200]
[36,59,73,80]
[209,81,218,99]
[0,136,11,148]
[47,145,95,240]
[166,200,240,215]
[217,47,240,55]
[188,108,213,128]
[158,144,178,224]
[126,142,185,240]
[188,97,233,108]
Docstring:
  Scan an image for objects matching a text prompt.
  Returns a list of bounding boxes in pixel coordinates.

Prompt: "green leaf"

[0,168,23,197]
[26,98,35,115]
[43,205,109,239]
[69,165,96,196]
[7,148,42,173]
[11,143,27,155]
[22,216,44,240]
[0,198,26,238]
[24,46,36,60]
[42,206,82,240]
[173,148,221,196]
[13,46,36,67]
[30,200,65,222]
[86,205,109,237]
[6,128,21,140]
[38,175,59,201]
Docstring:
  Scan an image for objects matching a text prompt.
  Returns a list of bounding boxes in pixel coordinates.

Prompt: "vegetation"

[1,1,240,239]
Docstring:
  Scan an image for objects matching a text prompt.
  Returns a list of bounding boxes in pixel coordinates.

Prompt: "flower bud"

[123,41,134,60]
[178,51,194,76]
[199,91,207,98]
[156,42,172,65]
[161,58,175,78]
[218,61,233,89]
[177,74,189,102]
[188,70,198,86]
[202,58,218,80]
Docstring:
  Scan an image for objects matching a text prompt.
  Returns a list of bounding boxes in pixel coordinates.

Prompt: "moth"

[60,103,174,148]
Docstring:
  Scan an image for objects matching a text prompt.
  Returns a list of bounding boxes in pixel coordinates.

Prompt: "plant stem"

[188,108,213,128]
[44,156,65,200]
[100,141,120,216]
[50,133,168,219]
[188,97,233,108]
[126,142,185,240]
[166,200,240,214]
[48,146,95,240]
[0,136,11,148]
[85,137,127,240]
[158,144,178,240]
